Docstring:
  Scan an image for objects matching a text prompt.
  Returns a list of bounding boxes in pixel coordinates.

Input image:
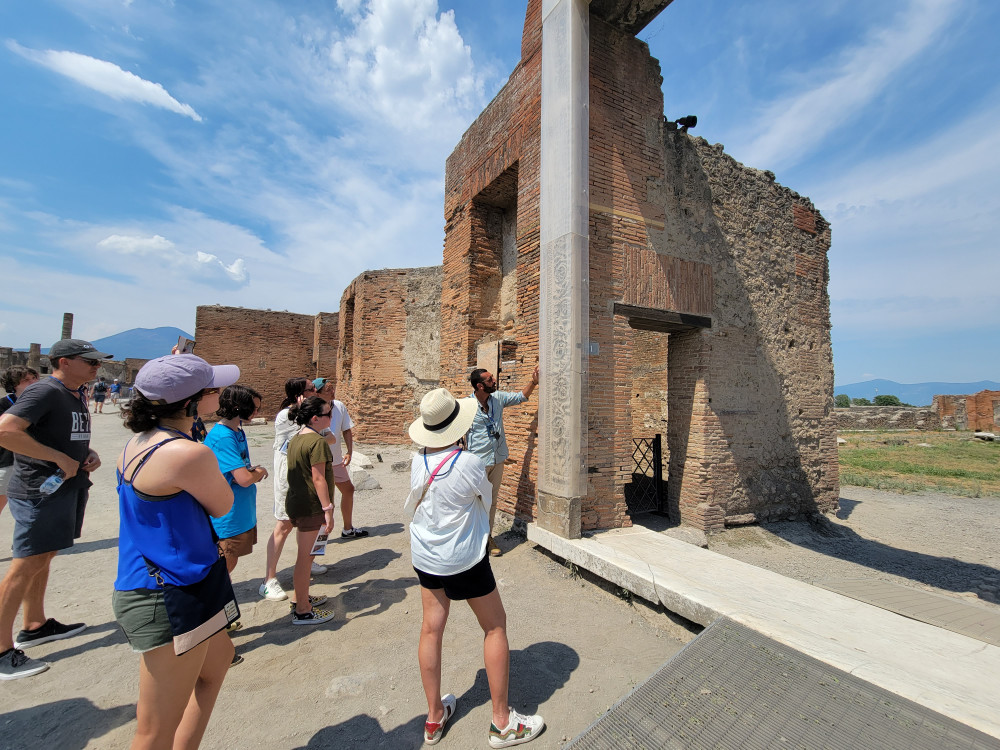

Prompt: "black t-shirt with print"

[6,376,93,499]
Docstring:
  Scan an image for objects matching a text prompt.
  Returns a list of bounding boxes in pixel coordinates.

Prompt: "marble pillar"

[537,0,589,539]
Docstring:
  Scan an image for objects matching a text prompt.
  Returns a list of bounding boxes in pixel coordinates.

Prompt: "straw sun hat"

[408,388,477,448]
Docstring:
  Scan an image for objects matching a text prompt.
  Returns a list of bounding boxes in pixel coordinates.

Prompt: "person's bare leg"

[223,551,238,575]
[467,588,511,729]
[19,551,57,633]
[172,630,235,750]
[336,479,356,530]
[0,495,7,519]
[418,587,451,723]
[292,528,320,613]
[130,640,211,750]
[264,520,293,581]
[0,554,52,650]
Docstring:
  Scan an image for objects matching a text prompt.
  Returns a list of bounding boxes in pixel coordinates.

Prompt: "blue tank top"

[114,437,221,591]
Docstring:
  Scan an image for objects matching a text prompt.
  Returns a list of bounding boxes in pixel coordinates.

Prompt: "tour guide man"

[466,364,539,557]
[0,338,112,680]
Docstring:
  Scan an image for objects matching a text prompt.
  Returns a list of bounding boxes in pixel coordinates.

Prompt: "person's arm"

[0,413,81,479]
[231,465,268,487]
[520,365,540,400]
[342,428,353,466]
[312,463,335,531]
[170,445,235,518]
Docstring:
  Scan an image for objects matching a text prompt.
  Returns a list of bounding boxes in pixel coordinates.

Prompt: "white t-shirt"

[272,408,298,453]
[328,399,354,465]
[408,448,493,576]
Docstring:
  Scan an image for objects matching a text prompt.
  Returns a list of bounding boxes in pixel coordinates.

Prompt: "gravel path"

[706,486,1000,607]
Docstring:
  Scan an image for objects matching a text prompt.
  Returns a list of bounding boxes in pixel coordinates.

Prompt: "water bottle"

[39,470,65,495]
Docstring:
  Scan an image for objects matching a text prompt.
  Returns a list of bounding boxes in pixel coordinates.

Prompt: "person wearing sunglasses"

[259,377,324,602]
[283,396,337,625]
[0,339,112,680]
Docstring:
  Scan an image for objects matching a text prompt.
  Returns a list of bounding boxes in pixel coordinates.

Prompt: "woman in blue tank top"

[113,354,239,750]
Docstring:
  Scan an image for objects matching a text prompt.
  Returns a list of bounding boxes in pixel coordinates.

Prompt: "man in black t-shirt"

[0,339,112,680]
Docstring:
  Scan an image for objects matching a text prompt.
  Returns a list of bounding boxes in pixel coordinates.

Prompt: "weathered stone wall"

[440,0,543,521]
[195,305,335,420]
[440,3,838,532]
[336,267,442,444]
[835,407,941,431]
[659,134,839,527]
[933,390,1000,431]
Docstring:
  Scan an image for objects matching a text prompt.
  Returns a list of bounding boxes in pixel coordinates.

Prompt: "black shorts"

[8,485,89,557]
[414,553,496,601]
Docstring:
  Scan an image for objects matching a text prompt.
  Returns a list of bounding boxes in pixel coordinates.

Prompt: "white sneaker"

[488,708,544,748]
[259,578,288,601]
[311,562,328,575]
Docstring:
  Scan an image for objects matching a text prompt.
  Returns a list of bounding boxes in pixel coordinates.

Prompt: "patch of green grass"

[838,431,1000,497]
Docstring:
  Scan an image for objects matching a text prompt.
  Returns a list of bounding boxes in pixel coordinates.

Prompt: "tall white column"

[537,0,589,538]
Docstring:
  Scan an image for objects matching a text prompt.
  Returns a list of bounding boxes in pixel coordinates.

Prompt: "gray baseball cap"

[135,354,240,404]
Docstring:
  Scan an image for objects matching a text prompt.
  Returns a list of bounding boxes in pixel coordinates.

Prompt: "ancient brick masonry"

[441,2,839,533]
[934,391,1000,431]
[194,305,337,420]
[336,267,442,444]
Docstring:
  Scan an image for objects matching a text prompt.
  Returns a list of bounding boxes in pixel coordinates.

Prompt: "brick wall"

[336,267,442,444]
[933,391,1000,431]
[195,305,334,420]
[439,4,838,532]
[441,0,542,522]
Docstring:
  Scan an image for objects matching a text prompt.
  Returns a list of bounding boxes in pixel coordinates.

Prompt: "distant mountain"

[42,327,193,361]
[833,379,1000,407]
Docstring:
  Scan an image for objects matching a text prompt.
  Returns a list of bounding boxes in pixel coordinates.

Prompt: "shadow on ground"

[750,511,998,596]
[297,641,578,749]
[0,698,133,750]
[235,574,413,656]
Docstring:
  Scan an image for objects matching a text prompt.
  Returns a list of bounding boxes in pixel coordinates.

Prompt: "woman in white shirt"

[406,388,544,748]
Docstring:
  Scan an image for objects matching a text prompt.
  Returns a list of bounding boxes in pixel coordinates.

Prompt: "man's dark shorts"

[7,486,89,557]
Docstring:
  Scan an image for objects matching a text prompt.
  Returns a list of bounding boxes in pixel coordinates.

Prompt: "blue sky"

[1,0,997,386]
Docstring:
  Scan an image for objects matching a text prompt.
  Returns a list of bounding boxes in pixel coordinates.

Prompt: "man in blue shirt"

[466,365,538,557]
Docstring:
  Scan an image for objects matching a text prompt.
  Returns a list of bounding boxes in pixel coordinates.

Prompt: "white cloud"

[97,233,174,254]
[196,252,248,284]
[6,41,202,121]
[735,0,960,171]
[326,0,485,131]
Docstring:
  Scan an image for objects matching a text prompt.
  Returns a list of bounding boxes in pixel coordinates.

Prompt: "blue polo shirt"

[465,390,526,467]
[204,423,257,539]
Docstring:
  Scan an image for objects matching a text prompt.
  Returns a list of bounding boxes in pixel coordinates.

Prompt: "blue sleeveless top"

[114,437,221,591]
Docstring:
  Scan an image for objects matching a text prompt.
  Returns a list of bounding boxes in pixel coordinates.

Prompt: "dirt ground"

[0,410,692,750]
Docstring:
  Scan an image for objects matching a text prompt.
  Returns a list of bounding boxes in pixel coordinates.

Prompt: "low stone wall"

[835,407,941,431]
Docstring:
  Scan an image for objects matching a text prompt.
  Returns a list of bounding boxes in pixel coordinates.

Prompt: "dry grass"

[838,430,1000,497]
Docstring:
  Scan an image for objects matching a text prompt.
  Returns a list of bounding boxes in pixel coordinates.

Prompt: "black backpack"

[94,381,108,394]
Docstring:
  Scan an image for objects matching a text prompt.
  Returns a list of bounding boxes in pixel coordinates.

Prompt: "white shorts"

[273,450,289,521]
[0,465,12,495]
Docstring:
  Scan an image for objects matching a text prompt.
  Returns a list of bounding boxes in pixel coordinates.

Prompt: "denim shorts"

[7,485,89,558]
[113,588,172,653]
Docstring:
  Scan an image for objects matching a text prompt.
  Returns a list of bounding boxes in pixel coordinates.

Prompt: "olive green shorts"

[112,588,172,654]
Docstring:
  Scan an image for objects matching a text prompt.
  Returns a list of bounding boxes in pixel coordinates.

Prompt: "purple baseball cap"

[134,354,240,404]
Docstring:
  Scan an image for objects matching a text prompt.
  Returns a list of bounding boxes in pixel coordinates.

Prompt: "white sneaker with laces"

[259,578,287,601]
[488,708,544,748]
[311,562,328,575]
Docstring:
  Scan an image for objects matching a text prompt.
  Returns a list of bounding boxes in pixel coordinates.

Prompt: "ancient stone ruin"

[193,0,839,537]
